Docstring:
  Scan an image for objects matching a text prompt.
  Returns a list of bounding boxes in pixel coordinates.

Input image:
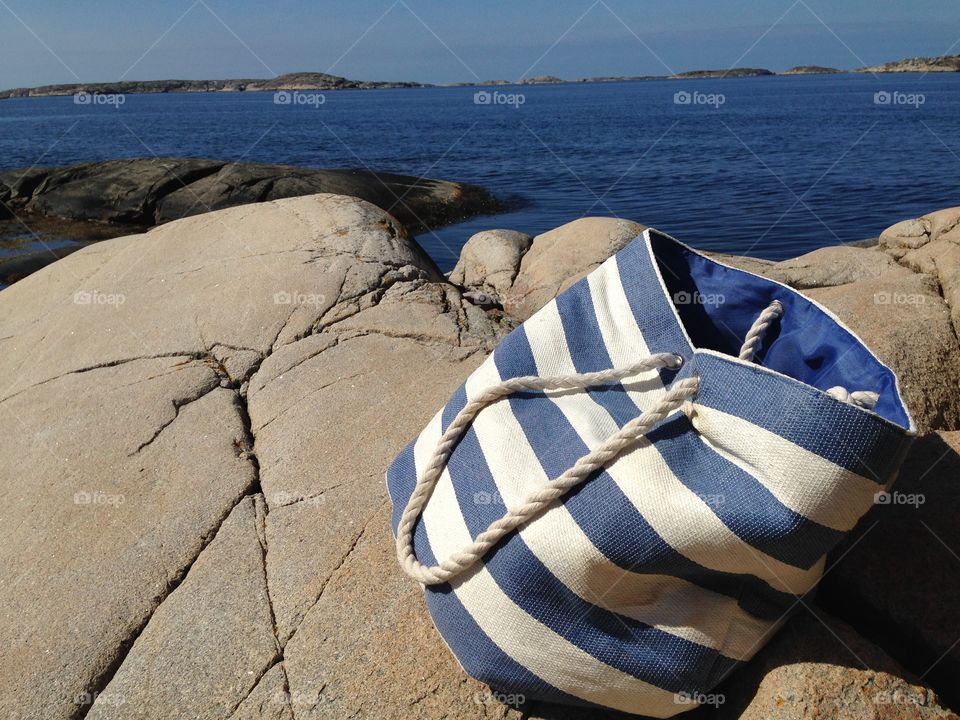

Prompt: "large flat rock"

[0,193,510,719]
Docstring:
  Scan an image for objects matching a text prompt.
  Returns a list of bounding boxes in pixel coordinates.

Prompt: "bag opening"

[647,230,912,429]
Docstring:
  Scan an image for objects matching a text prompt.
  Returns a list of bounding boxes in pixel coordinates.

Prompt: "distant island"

[671,68,774,79]
[2,53,958,100]
[0,72,425,100]
[859,53,960,73]
[782,66,842,75]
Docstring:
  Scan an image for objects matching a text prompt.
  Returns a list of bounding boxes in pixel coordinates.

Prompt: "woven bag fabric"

[387,229,915,717]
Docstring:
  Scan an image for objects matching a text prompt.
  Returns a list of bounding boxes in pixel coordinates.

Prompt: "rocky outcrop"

[502,217,646,321]
[878,206,960,335]
[448,229,533,301]
[0,197,958,719]
[860,54,960,73]
[671,68,774,78]
[0,158,502,286]
[0,158,501,233]
[0,193,508,720]
[0,72,425,100]
[519,75,564,84]
[781,65,841,74]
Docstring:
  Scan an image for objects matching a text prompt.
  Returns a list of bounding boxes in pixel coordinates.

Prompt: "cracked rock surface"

[1,197,958,719]
[86,495,279,719]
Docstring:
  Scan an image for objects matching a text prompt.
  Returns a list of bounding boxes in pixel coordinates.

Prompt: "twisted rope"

[738,300,784,361]
[396,301,785,585]
[826,386,880,409]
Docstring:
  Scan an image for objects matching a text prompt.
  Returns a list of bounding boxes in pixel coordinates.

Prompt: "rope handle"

[396,354,696,585]
[396,300,791,585]
[738,300,783,361]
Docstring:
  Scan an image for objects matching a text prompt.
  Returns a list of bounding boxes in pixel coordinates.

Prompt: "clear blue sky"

[1,0,958,89]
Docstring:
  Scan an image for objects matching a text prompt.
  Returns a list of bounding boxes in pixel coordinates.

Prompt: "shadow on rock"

[818,431,960,709]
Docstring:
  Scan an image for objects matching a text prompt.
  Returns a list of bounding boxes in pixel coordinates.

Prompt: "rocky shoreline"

[861,54,960,73]
[0,72,425,100]
[781,65,842,75]
[0,158,503,285]
[0,191,958,719]
[3,52,957,100]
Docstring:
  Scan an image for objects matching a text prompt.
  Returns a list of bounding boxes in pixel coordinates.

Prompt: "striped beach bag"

[387,229,915,717]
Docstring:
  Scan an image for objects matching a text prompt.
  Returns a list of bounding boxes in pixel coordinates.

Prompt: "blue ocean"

[1,73,958,270]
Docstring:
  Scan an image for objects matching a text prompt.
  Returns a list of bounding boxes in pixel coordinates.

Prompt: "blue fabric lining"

[647,231,910,428]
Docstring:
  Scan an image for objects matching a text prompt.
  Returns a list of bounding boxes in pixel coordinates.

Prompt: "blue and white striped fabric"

[387,229,915,717]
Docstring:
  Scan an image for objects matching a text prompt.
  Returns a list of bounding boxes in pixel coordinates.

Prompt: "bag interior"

[648,230,912,429]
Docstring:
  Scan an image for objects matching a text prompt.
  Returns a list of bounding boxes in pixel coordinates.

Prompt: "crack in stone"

[73,474,258,720]
[267,305,299,351]
[0,351,206,406]
[76,382,271,720]
[327,324,481,350]
[249,335,342,397]
[280,499,388,650]
[220,492,287,719]
[268,483,346,510]
[254,370,363,436]
[127,377,222,455]
[224,655,283,719]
